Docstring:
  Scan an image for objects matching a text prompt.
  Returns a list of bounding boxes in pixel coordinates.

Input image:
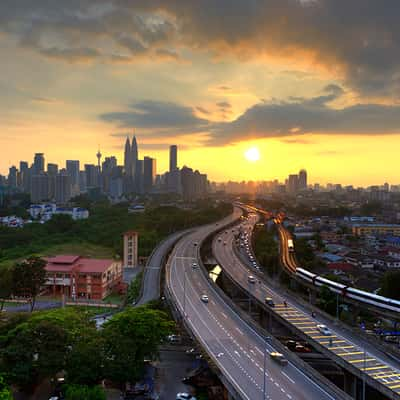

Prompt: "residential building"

[123,231,138,268]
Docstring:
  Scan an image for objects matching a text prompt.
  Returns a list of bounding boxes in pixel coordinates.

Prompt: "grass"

[0,241,115,270]
[103,293,124,305]
[66,305,116,316]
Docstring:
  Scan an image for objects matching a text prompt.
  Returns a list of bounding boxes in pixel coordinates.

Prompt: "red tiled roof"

[327,262,354,271]
[46,255,80,264]
[45,255,115,274]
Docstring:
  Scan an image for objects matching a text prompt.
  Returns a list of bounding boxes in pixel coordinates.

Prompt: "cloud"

[4,1,400,96]
[216,101,232,109]
[101,100,209,134]
[208,85,400,145]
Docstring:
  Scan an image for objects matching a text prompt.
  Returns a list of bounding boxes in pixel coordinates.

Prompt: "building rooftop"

[45,255,116,274]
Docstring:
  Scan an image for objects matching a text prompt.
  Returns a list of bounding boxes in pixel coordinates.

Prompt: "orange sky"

[1,1,400,186]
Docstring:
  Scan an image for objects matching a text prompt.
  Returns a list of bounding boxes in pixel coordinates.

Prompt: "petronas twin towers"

[124,136,138,177]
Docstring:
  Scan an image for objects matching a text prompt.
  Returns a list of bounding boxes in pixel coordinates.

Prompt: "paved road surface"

[136,230,191,306]
[166,210,335,400]
[214,210,400,399]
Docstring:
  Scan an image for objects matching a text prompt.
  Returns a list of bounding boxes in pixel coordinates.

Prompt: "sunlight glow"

[244,147,261,162]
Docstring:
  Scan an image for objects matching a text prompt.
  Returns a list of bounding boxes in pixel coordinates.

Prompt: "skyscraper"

[31,173,49,202]
[47,163,59,200]
[33,153,45,175]
[169,145,177,172]
[143,156,156,193]
[287,174,299,194]
[298,169,307,191]
[66,160,80,196]
[131,136,138,177]
[124,137,131,176]
[56,169,72,204]
[8,166,18,188]
[19,161,29,191]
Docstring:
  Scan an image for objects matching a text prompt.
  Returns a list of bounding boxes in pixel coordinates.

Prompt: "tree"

[65,327,105,386]
[64,384,106,400]
[317,285,337,315]
[381,271,400,300]
[0,375,12,400]
[0,268,12,312]
[102,306,173,384]
[11,256,47,312]
[0,308,94,391]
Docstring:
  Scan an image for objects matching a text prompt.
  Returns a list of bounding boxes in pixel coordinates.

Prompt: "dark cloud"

[3,1,400,96]
[209,85,400,145]
[216,101,232,109]
[101,100,209,133]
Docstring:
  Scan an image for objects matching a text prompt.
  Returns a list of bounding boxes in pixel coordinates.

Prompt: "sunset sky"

[2,1,400,185]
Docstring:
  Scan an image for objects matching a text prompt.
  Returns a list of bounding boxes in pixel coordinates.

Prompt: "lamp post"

[183,262,187,317]
[362,348,366,400]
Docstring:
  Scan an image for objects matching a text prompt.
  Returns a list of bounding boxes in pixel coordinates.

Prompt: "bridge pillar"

[343,371,357,399]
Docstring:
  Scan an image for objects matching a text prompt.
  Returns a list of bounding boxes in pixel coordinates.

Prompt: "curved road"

[213,210,400,399]
[166,210,335,400]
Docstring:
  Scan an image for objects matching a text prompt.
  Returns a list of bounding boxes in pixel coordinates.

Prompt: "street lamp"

[183,262,187,317]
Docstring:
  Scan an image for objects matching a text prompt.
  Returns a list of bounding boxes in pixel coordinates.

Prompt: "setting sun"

[244,147,261,162]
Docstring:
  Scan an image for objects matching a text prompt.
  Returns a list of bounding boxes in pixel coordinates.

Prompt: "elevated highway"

[212,210,400,399]
[165,209,340,400]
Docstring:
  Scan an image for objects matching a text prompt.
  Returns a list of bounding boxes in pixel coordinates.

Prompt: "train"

[296,267,400,313]
[287,239,294,252]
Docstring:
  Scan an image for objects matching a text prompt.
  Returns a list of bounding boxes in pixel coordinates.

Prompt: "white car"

[192,262,198,269]
[317,324,332,336]
[176,393,197,400]
[200,294,209,303]
[248,275,256,284]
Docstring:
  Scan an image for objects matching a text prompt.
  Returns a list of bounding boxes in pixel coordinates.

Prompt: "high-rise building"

[47,163,59,200]
[66,160,80,195]
[135,159,144,194]
[287,174,299,194]
[31,173,49,202]
[124,137,132,177]
[143,156,156,193]
[84,164,98,188]
[19,161,29,191]
[169,145,178,172]
[8,166,18,188]
[102,156,117,194]
[33,153,45,175]
[55,169,72,204]
[131,136,138,178]
[298,169,307,191]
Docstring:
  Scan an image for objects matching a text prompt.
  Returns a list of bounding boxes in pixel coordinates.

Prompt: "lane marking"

[282,371,295,384]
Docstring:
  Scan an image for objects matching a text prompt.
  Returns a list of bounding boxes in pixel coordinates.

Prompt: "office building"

[143,156,156,193]
[19,161,29,191]
[55,169,72,204]
[169,145,178,172]
[287,174,299,194]
[135,159,144,194]
[47,163,58,200]
[31,173,49,202]
[298,169,307,191]
[8,166,18,188]
[66,160,80,196]
[84,164,98,188]
[33,153,45,175]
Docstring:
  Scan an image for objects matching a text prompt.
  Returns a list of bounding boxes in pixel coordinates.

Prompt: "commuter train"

[287,239,294,252]
[296,267,400,313]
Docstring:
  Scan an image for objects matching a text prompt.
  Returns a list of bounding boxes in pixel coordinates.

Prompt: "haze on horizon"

[1,0,400,186]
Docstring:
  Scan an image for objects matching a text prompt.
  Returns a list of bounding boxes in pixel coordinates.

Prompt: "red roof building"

[327,262,354,272]
[44,255,122,300]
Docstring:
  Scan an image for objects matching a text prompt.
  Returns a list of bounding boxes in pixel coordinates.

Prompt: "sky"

[1,0,400,185]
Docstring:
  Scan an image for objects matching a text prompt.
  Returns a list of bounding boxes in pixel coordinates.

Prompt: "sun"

[244,147,261,162]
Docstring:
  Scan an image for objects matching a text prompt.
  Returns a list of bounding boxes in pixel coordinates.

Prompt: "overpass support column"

[344,371,357,399]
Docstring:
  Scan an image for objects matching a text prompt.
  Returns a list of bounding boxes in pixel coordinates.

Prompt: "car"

[193,242,198,246]
[248,275,256,283]
[176,393,197,400]
[317,324,332,336]
[223,241,227,245]
[192,262,198,269]
[167,334,182,343]
[218,237,222,242]
[265,297,275,307]
[200,294,209,303]
[270,352,288,366]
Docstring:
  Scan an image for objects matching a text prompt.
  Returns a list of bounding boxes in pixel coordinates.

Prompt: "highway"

[136,229,191,306]
[213,210,400,399]
[166,210,336,400]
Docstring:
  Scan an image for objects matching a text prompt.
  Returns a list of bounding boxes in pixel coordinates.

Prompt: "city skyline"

[2,2,400,185]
